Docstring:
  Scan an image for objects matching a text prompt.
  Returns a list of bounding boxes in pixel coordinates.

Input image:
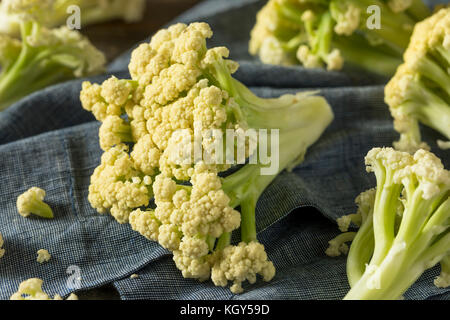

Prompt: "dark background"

[78,0,201,299]
[82,0,202,63]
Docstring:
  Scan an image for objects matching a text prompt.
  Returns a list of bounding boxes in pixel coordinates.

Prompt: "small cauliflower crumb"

[0,232,5,259]
[130,274,139,279]
[325,232,356,257]
[16,187,54,219]
[36,249,51,264]
[66,293,79,300]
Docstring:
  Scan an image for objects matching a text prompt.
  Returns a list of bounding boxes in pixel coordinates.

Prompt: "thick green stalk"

[345,197,450,300]
[405,81,450,140]
[334,35,402,76]
[416,55,450,98]
[370,163,402,266]
[28,199,54,219]
[346,217,375,287]
[215,232,231,250]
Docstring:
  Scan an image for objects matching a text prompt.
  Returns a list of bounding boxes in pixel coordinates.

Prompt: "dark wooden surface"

[82,0,202,62]
[77,0,202,300]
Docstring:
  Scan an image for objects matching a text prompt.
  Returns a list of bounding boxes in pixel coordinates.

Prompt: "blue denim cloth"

[0,0,449,300]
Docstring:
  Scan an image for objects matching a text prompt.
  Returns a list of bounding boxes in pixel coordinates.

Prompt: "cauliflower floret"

[36,249,51,264]
[325,232,355,257]
[10,278,79,300]
[10,278,50,300]
[333,4,361,36]
[16,187,54,219]
[258,37,294,66]
[385,8,450,153]
[88,145,151,223]
[326,49,344,71]
[130,134,160,175]
[211,242,275,294]
[296,45,322,69]
[179,237,209,260]
[173,250,212,281]
[100,76,134,106]
[99,115,132,151]
[129,209,160,241]
[143,63,201,107]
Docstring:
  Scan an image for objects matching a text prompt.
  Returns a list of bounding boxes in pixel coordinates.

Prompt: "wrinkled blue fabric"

[0,0,449,300]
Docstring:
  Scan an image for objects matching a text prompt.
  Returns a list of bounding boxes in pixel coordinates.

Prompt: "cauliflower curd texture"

[385,7,450,153]
[10,278,78,300]
[81,22,333,292]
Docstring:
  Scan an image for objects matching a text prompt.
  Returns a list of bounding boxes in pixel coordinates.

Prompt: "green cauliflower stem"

[16,187,54,219]
[81,22,333,293]
[0,0,106,111]
[385,7,450,153]
[0,0,146,36]
[249,0,430,76]
[332,147,450,300]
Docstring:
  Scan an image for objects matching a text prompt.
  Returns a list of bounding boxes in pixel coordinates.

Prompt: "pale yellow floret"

[130,134,160,175]
[100,76,133,106]
[337,214,360,232]
[258,37,294,66]
[408,149,450,199]
[365,147,414,174]
[211,241,275,294]
[10,278,79,300]
[129,209,160,241]
[10,278,50,300]
[296,45,322,69]
[179,237,209,260]
[385,8,450,153]
[326,49,344,71]
[173,250,212,281]
[333,4,361,36]
[325,232,356,257]
[16,187,51,218]
[366,148,450,201]
[98,115,131,151]
[36,249,51,264]
[88,145,150,223]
